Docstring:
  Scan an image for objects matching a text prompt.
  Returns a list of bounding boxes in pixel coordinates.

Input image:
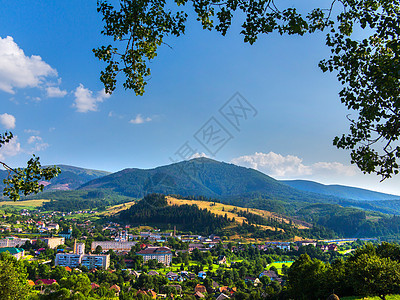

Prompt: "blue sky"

[1,1,399,195]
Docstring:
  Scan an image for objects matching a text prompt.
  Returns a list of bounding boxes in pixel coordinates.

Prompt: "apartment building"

[136,246,172,266]
[91,241,137,252]
[55,253,110,269]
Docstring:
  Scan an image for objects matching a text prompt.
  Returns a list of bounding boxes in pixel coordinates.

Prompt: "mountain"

[79,158,338,207]
[0,165,111,191]
[41,165,111,190]
[281,180,400,201]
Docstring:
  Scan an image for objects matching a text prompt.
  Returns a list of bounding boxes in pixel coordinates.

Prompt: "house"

[259,270,279,281]
[110,284,121,296]
[194,291,205,298]
[212,281,219,289]
[148,270,159,276]
[216,255,227,264]
[195,284,207,294]
[295,240,317,247]
[35,279,57,286]
[166,271,178,280]
[91,283,100,289]
[147,289,157,299]
[165,284,182,294]
[131,270,141,278]
[219,286,236,295]
[0,247,25,260]
[216,293,230,300]
[328,244,339,251]
[27,280,35,287]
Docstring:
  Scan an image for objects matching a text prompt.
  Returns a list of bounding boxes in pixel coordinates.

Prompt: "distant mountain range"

[4,158,400,237]
[2,158,399,201]
[78,158,338,204]
[0,165,110,191]
[281,180,400,201]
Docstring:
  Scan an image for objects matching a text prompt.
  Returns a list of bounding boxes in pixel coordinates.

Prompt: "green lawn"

[267,261,293,275]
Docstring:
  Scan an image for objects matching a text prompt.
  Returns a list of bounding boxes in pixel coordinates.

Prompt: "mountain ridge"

[281,179,400,201]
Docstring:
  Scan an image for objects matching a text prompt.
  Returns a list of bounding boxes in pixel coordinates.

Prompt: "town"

[0,207,371,300]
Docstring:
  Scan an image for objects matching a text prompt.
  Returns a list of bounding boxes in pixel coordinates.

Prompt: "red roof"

[137,246,172,255]
[91,283,100,289]
[35,279,57,285]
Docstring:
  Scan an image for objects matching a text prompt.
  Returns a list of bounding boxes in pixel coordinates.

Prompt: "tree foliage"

[0,132,60,201]
[0,253,30,300]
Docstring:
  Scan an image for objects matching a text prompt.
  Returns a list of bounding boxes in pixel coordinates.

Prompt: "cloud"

[46,86,67,98]
[0,113,16,129]
[312,161,358,176]
[26,135,48,152]
[0,36,58,94]
[190,152,209,159]
[27,135,42,144]
[0,136,21,160]
[73,84,110,113]
[231,151,357,178]
[129,114,152,124]
[24,129,40,135]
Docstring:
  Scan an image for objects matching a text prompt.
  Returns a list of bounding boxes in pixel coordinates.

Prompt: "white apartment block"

[55,253,110,269]
[0,237,31,248]
[91,241,137,252]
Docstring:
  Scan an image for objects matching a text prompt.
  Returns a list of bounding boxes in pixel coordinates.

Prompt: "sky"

[0,1,399,195]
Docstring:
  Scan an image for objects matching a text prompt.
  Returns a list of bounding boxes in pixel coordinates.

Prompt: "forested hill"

[282,179,400,201]
[79,157,338,204]
[118,194,231,234]
[0,165,110,192]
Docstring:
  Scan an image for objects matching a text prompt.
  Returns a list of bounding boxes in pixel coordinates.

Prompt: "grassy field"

[97,201,136,216]
[0,199,50,210]
[268,261,293,275]
[166,196,309,231]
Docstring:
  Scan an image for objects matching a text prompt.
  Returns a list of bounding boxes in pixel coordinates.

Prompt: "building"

[0,237,31,248]
[55,253,110,269]
[91,241,137,252]
[195,284,207,294]
[81,254,110,269]
[0,247,25,260]
[41,237,65,249]
[136,246,172,266]
[46,223,60,231]
[59,227,72,239]
[74,241,85,255]
[55,253,81,268]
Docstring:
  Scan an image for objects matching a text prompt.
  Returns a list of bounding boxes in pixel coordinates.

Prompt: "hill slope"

[79,158,338,206]
[282,180,400,201]
[0,165,110,192]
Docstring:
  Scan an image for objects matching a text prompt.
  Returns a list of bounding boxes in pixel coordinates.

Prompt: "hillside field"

[0,199,50,209]
[166,196,309,230]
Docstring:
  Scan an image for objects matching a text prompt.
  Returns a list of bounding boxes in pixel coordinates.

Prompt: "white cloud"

[129,114,152,124]
[0,136,21,160]
[0,36,57,94]
[0,113,16,129]
[24,129,40,135]
[32,142,49,152]
[312,161,358,176]
[231,151,357,178]
[26,135,48,153]
[190,152,209,159]
[73,84,110,113]
[46,86,67,98]
[27,135,42,144]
